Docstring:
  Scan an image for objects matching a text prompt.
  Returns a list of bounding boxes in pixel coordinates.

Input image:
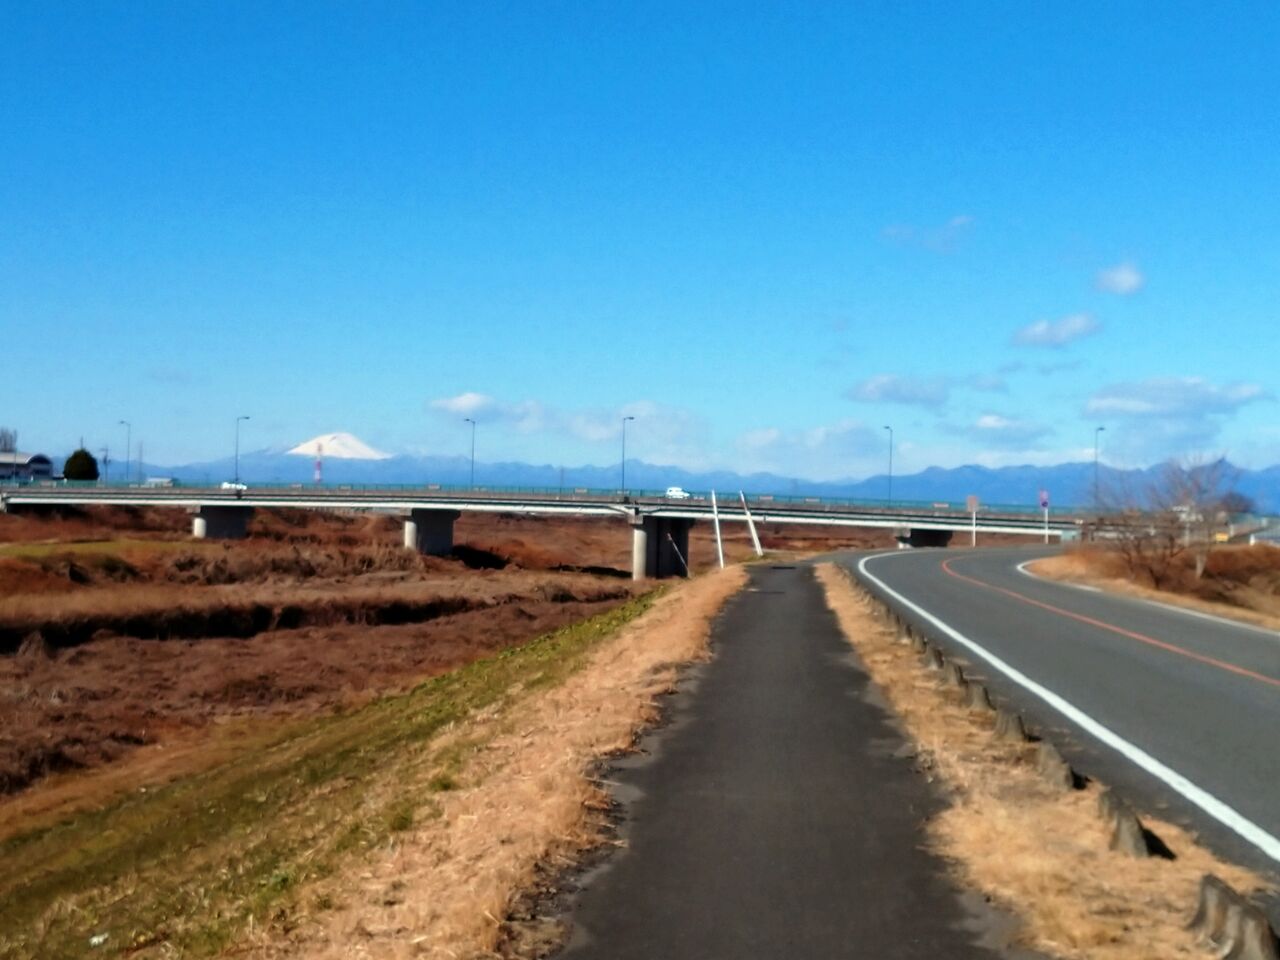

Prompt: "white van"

[665,486,691,500]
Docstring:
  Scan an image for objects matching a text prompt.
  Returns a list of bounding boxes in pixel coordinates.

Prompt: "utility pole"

[883,425,894,507]
[464,418,476,488]
[234,415,250,485]
[1093,425,1106,511]
[621,415,635,494]
[118,420,131,485]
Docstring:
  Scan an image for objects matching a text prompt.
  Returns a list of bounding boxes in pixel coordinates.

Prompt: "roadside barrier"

[1034,741,1077,791]
[993,708,1028,743]
[941,661,966,689]
[964,681,995,713]
[1189,876,1280,960]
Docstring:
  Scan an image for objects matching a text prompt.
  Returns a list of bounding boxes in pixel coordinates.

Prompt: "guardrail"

[0,479,1083,519]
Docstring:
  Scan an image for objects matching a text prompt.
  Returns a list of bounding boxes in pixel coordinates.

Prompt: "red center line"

[940,557,1280,692]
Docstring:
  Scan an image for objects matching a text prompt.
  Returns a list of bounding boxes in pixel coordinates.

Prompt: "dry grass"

[1032,546,1280,632]
[814,562,1271,960]
[236,565,747,959]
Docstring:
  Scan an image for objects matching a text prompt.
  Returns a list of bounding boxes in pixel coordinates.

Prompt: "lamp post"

[1093,425,1106,510]
[621,415,635,494]
[118,420,131,486]
[883,425,894,507]
[464,418,476,488]
[234,416,250,485]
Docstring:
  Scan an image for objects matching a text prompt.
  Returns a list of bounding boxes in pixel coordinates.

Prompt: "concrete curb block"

[1097,787,1118,819]
[993,708,1028,743]
[965,682,995,713]
[1190,875,1242,947]
[1189,875,1280,960]
[1108,802,1154,857]
[941,661,966,689]
[1035,742,1077,791]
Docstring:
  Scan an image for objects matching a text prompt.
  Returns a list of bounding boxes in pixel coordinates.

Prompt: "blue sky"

[3,2,1278,479]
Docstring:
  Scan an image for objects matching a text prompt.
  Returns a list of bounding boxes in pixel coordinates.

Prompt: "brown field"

[0,505,885,812]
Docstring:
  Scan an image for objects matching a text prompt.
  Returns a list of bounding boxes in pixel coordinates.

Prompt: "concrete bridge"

[0,486,1080,579]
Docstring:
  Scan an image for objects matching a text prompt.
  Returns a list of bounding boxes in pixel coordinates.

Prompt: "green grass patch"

[0,590,657,960]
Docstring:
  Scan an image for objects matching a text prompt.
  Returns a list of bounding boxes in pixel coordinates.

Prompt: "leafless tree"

[1098,456,1239,587]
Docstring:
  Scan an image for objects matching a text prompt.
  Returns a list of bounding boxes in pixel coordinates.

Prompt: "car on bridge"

[664,486,691,500]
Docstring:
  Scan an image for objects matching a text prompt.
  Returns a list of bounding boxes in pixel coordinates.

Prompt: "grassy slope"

[0,592,656,960]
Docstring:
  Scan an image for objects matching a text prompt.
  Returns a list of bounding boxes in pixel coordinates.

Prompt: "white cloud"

[847,374,951,407]
[1086,377,1267,418]
[429,392,496,416]
[881,214,975,253]
[968,413,1050,446]
[1012,313,1099,348]
[1097,261,1145,295]
[428,393,709,467]
[733,419,881,479]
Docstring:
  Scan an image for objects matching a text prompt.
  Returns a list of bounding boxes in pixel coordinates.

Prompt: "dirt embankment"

[1035,543,1280,627]
[0,509,662,803]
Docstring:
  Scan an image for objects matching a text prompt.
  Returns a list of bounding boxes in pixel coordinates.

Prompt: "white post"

[1043,506,1049,544]
[711,490,725,569]
[971,510,976,547]
[739,491,763,557]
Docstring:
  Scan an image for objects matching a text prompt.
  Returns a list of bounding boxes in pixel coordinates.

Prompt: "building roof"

[0,452,52,466]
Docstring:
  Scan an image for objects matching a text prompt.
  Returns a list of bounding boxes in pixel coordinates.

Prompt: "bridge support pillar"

[631,516,694,580]
[404,509,460,556]
[192,505,253,540]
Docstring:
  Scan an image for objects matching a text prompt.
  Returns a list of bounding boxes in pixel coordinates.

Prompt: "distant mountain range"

[87,450,1280,513]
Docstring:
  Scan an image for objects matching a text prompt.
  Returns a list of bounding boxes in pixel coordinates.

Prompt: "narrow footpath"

[555,563,1023,959]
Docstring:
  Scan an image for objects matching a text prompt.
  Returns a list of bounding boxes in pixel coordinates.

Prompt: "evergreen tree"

[63,448,99,481]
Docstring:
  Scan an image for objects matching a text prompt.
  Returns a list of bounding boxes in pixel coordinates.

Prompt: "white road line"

[857,551,1280,865]
[1015,559,1280,641]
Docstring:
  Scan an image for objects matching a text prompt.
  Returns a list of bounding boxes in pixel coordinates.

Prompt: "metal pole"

[971,509,976,547]
[464,418,476,488]
[621,415,635,494]
[235,415,250,485]
[711,490,725,569]
[883,425,893,507]
[739,491,764,557]
[1043,505,1049,544]
[1093,425,1105,510]
[119,420,131,486]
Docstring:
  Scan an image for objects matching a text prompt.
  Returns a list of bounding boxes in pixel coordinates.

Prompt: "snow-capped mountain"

[286,432,390,461]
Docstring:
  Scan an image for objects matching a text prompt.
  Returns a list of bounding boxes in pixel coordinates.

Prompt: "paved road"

[847,547,1280,878]
[557,563,1027,960]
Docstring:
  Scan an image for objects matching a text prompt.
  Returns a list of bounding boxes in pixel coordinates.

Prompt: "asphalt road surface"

[556,563,1028,960]
[848,547,1280,879]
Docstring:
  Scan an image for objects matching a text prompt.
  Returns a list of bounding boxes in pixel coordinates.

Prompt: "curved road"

[844,547,1280,879]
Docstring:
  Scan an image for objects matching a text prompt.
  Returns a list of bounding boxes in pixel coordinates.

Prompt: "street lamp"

[883,425,894,507]
[234,416,250,485]
[1093,425,1106,510]
[118,420,131,486]
[463,418,476,488]
[621,415,635,494]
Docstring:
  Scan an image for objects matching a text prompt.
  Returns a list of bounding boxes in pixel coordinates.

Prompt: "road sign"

[1039,489,1049,509]
[966,495,979,513]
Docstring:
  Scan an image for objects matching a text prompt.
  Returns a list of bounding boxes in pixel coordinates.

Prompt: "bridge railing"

[3,478,1083,519]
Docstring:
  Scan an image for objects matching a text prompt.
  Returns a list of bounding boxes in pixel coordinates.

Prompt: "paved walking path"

[557,563,1019,959]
